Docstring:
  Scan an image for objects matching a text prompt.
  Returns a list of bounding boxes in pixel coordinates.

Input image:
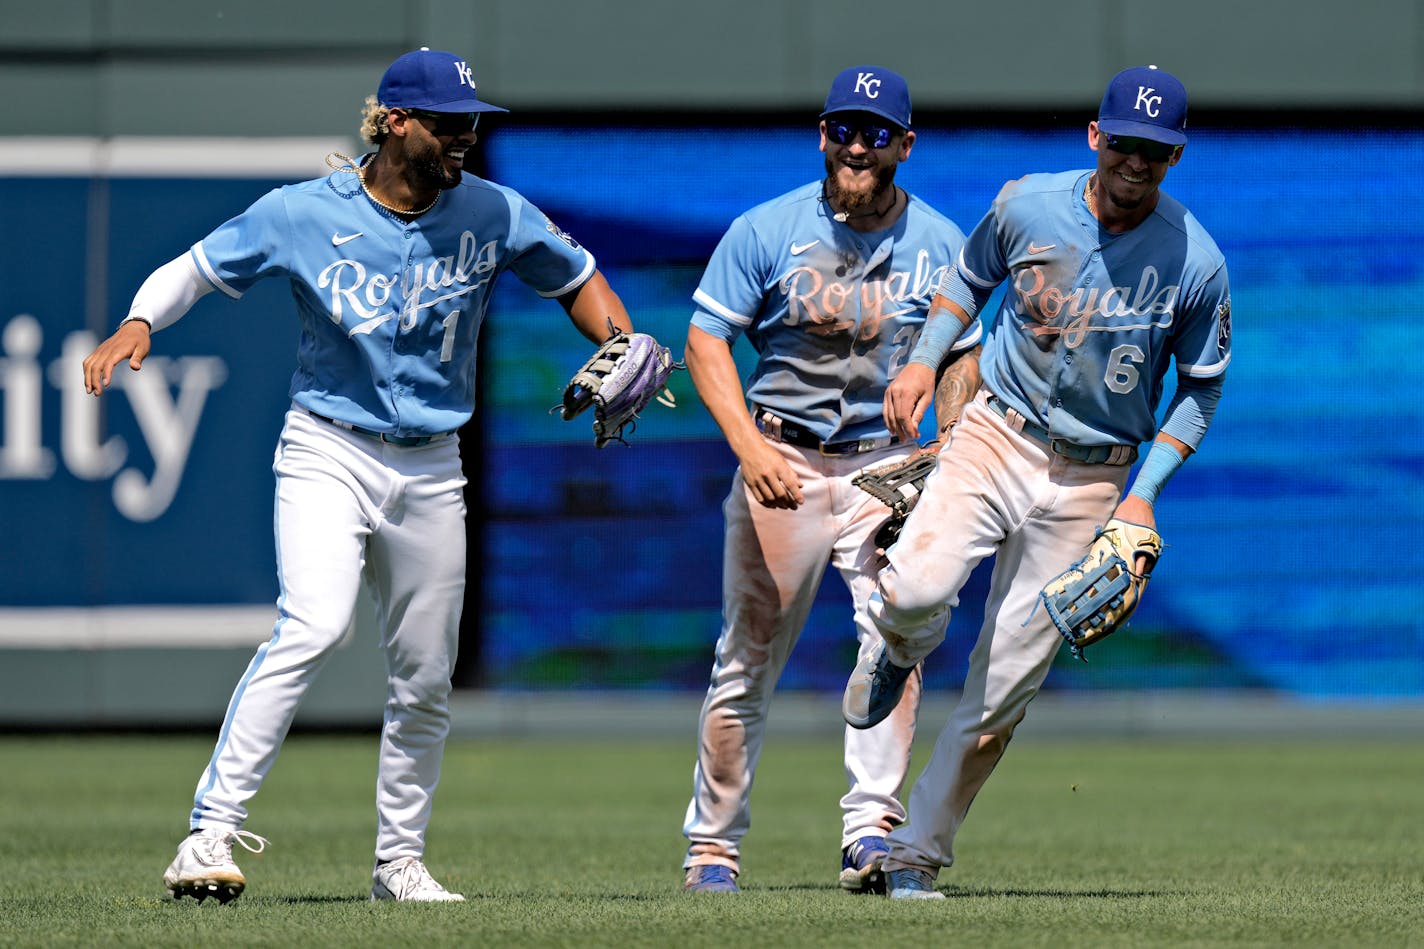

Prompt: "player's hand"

[883,362,936,442]
[738,439,804,509]
[1111,493,1157,574]
[82,321,152,395]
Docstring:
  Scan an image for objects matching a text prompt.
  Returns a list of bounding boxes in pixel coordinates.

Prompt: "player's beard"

[409,141,464,190]
[1105,183,1147,211]
[824,156,897,214]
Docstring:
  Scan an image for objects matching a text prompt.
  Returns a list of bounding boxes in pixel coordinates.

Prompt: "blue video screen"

[472,123,1424,698]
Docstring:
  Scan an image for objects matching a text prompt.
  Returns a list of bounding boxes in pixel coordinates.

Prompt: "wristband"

[1127,440,1185,506]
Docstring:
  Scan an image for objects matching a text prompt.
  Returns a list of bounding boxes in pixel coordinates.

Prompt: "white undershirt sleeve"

[122,253,215,332]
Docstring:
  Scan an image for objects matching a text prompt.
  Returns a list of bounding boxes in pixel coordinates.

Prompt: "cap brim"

[820,105,909,130]
[418,98,509,114]
[1097,118,1185,146]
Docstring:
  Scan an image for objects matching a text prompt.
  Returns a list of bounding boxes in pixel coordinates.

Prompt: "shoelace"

[870,652,901,691]
[196,829,269,864]
[382,857,445,896]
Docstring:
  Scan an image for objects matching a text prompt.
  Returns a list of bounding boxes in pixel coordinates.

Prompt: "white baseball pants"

[188,407,466,862]
[873,390,1128,873]
[683,438,925,872]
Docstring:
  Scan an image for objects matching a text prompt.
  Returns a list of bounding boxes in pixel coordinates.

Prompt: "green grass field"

[1,732,1421,948]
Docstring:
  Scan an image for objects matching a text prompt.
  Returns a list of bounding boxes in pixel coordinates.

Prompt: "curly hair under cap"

[360,96,392,145]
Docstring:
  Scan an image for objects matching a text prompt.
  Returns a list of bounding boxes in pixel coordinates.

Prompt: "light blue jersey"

[931,170,1230,447]
[692,180,980,443]
[191,164,595,436]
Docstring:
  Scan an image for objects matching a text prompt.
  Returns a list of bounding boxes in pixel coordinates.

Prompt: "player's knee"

[873,570,950,630]
[388,668,454,712]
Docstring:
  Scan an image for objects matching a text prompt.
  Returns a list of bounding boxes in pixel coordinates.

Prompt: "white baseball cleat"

[371,856,465,902]
[162,827,268,903]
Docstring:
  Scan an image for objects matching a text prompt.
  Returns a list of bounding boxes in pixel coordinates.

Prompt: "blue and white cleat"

[887,866,945,900]
[843,642,915,729]
[839,835,890,893]
[683,864,740,893]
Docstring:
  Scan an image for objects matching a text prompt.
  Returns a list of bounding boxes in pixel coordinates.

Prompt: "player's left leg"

[885,454,1127,877]
[832,446,924,893]
[363,436,466,884]
[682,444,836,888]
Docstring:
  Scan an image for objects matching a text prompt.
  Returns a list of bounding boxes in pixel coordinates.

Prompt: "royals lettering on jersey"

[190,169,595,436]
[938,170,1230,447]
[316,231,499,336]
[692,180,978,444]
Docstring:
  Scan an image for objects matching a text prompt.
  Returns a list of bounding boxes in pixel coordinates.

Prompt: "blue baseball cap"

[1097,65,1187,145]
[821,65,912,129]
[378,48,508,114]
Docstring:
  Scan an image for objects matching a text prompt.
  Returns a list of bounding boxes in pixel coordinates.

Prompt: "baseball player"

[82,48,638,903]
[841,66,1231,898]
[680,66,982,894]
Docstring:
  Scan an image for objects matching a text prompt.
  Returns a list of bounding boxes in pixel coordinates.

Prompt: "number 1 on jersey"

[440,311,460,363]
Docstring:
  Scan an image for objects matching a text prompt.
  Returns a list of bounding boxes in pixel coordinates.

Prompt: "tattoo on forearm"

[933,345,983,437]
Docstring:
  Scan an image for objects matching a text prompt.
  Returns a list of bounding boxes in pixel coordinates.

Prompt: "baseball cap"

[1097,65,1187,145]
[821,66,912,129]
[378,48,508,114]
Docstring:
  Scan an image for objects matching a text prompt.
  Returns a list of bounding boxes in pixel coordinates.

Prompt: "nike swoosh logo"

[332,232,364,246]
[1027,242,1056,254]
[790,240,820,255]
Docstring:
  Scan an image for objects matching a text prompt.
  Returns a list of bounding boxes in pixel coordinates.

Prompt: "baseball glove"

[1038,518,1163,661]
[853,446,940,550]
[556,328,681,448]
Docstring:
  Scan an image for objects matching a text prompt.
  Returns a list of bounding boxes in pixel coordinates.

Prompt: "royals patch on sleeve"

[546,219,582,251]
[1217,299,1232,351]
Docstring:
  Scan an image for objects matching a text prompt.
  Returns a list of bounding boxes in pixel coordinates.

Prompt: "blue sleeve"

[505,195,597,299]
[191,189,292,298]
[909,205,1002,368]
[1159,373,1224,450]
[1173,262,1231,379]
[941,203,1008,320]
[690,214,770,342]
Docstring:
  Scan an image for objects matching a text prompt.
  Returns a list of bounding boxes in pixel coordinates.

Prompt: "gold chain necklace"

[324,153,440,217]
[1084,173,1098,216]
[359,167,439,217]
[358,168,435,216]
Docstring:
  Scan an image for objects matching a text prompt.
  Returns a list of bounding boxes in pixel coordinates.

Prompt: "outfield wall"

[1,121,1421,725]
[2,0,1422,139]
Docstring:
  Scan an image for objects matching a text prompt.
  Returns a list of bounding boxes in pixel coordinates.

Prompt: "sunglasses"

[402,109,480,136]
[1103,133,1177,163]
[825,119,897,149]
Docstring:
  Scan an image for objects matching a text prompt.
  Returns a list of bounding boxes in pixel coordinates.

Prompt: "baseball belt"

[306,409,455,448]
[986,396,1137,466]
[754,408,895,456]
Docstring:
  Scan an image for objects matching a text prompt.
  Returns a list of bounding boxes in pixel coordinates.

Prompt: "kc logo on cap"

[821,65,912,129]
[1097,65,1187,145]
[378,48,508,114]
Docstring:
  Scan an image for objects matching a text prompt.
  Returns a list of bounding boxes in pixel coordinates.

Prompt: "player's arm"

[82,253,215,395]
[685,324,803,509]
[1114,373,1224,538]
[929,343,983,441]
[885,202,1006,436]
[557,269,633,343]
[884,293,980,441]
